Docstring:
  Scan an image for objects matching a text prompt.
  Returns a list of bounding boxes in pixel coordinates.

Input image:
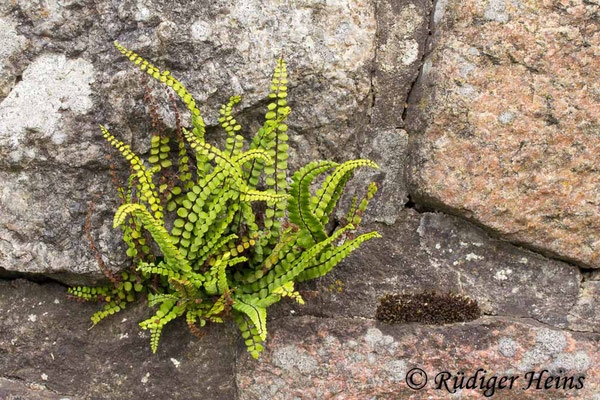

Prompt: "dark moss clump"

[375,291,481,325]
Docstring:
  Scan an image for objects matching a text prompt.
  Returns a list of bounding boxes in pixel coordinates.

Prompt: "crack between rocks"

[401,0,437,123]
[366,0,379,126]
[233,333,241,400]
[480,313,597,337]
[270,309,598,337]
[0,268,70,287]
[406,194,594,273]
[399,0,598,274]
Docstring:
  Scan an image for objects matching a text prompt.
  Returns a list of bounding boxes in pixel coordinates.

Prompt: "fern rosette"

[69,42,382,358]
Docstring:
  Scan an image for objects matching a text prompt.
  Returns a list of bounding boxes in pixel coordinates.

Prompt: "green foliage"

[70,41,382,358]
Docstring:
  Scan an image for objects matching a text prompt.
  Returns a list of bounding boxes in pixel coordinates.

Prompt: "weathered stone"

[0,279,236,400]
[0,16,27,100]
[568,278,600,333]
[406,0,600,268]
[336,128,410,225]
[285,209,581,330]
[0,378,65,400]
[0,54,95,167]
[369,0,432,128]
[237,315,600,399]
[0,169,127,284]
[0,0,422,278]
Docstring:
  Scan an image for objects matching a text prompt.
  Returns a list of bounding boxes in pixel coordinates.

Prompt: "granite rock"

[568,277,600,333]
[0,0,427,278]
[279,209,583,330]
[0,378,65,400]
[237,315,600,399]
[0,279,236,400]
[406,0,600,268]
[369,0,432,129]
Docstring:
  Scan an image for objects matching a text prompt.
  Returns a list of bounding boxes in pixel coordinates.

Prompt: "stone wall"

[0,0,598,399]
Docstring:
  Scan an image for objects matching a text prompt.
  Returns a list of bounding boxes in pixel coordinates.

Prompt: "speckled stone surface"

[568,277,600,333]
[0,279,236,400]
[0,0,424,279]
[407,0,600,268]
[237,315,600,399]
[0,0,599,399]
[279,209,584,331]
[0,378,65,400]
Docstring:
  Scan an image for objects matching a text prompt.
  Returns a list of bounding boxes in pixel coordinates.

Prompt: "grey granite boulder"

[0,0,425,279]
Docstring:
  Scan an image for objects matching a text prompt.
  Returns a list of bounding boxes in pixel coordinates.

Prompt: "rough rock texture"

[370,0,432,128]
[276,209,586,330]
[237,316,600,399]
[0,0,599,399]
[0,16,27,99]
[0,377,65,400]
[0,280,236,400]
[568,277,600,333]
[4,278,597,400]
[337,127,410,225]
[0,0,425,278]
[407,0,600,268]
[0,47,134,282]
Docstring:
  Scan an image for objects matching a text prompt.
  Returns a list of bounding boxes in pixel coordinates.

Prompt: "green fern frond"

[169,276,199,300]
[100,125,163,220]
[148,293,179,308]
[113,42,205,139]
[68,285,110,302]
[235,227,294,284]
[139,301,184,353]
[205,289,235,322]
[182,127,246,183]
[193,208,238,266]
[346,182,378,227]
[91,301,125,326]
[219,95,243,157]
[136,261,181,280]
[240,108,292,244]
[312,159,379,226]
[297,230,382,281]
[114,203,192,273]
[148,134,172,170]
[240,189,288,204]
[233,149,272,165]
[232,299,267,342]
[287,161,338,243]
[263,59,291,244]
[256,281,305,308]
[234,313,265,359]
[240,224,354,297]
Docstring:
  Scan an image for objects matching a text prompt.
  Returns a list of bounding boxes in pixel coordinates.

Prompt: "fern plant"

[69,42,381,358]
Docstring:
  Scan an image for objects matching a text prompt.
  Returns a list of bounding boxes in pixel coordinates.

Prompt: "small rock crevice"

[401,0,437,123]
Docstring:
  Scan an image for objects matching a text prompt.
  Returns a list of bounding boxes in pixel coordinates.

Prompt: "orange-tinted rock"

[407,0,600,267]
[237,315,600,399]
